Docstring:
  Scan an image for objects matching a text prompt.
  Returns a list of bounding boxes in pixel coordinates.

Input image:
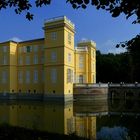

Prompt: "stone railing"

[74,83,108,88]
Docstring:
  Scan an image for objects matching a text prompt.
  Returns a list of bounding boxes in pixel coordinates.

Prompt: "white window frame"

[51,32,57,40]
[51,69,57,83]
[67,69,73,83]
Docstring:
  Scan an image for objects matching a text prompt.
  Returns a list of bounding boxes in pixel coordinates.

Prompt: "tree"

[96,50,133,83]
[117,34,140,82]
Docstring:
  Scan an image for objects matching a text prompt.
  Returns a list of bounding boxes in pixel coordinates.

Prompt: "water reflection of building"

[0,101,97,139]
[0,100,139,140]
[0,101,74,135]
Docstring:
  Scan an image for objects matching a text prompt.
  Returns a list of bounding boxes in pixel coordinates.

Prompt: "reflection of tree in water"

[125,100,135,110]
[109,100,123,111]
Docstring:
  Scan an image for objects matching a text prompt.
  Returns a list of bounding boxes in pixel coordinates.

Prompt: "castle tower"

[75,40,96,83]
[44,16,75,101]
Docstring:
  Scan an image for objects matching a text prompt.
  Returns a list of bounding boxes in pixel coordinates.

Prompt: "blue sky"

[0,1,140,53]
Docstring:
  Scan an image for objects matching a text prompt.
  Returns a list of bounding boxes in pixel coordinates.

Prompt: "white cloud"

[98,39,126,54]
[10,37,22,42]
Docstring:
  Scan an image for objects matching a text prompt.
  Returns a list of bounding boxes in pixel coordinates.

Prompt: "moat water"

[0,99,140,140]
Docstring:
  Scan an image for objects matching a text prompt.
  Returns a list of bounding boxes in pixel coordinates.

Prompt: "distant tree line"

[96,40,140,83]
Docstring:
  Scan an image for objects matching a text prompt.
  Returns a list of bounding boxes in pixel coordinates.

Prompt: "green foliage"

[115,34,140,82]
[67,0,140,24]
[96,50,134,83]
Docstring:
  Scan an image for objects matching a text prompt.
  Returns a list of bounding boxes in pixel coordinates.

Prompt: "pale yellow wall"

[9,42,18,93]
[44,16,75,96]
[17,39,44,93]
[0,16,96,95]
[74,41,96,83]
[0,42,17,92]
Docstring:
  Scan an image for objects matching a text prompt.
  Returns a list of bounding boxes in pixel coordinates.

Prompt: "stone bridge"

[109,83,140,100]
[74,83,140,100]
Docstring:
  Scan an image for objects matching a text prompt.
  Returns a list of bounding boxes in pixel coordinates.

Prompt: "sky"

[0,0,140,54]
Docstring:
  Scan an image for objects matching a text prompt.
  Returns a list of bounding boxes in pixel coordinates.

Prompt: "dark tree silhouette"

[67,0,140,24]
[116,34,140,82]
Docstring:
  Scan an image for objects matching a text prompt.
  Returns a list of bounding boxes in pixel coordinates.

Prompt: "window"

[26,46,31,53]
[41,54,44,63]
[42,70,44,82]
[93,50,95,58]
[2,71,7,83]
[18,71,23,84]
[68,32,71,44]
[19,56,23,65]
[67,69,73,83]
[68,53,71,63]
[51,52,57,62]
[26,71,30,84]
[51,32,57,40]
[33,54,38,64]
[51,69,57,83]
[26,56,30,65]
[41,46,44,51]
[3,55,7,65]
[79,75,84,83]
[34,70,38,83]
[34,46,38,52]
[79,55,84,69]
[93,63,94,71]
[3,46,7,53]
[23,46,26,53]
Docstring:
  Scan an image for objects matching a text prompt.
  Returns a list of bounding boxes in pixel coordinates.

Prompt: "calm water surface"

[0,99,140,140]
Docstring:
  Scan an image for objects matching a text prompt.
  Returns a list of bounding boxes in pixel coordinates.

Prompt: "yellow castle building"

[0,16,96,101]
